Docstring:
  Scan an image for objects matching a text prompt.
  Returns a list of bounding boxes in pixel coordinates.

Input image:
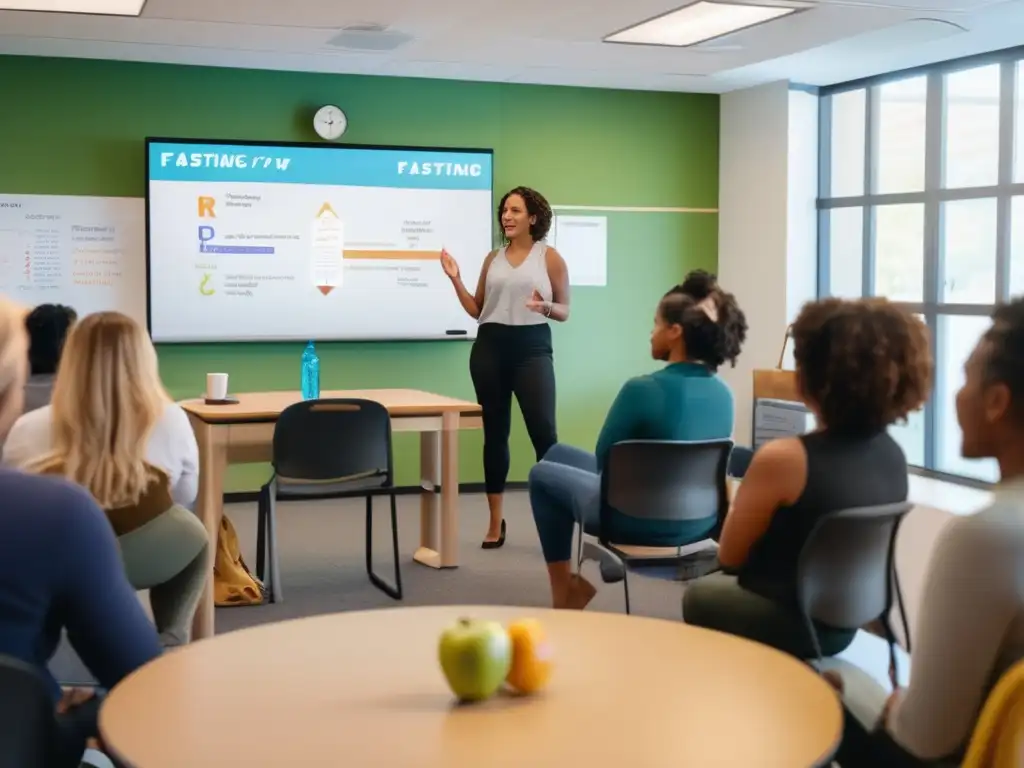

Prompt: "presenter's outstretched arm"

[441,248,497,319]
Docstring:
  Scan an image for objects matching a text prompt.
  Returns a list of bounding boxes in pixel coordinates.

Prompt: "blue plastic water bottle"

[301,341,320,400]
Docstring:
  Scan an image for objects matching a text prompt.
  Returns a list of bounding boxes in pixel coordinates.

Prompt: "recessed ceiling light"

[605,1,799,48]
[0,0,146,15]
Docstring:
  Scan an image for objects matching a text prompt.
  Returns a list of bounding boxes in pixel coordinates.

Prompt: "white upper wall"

[718,81,819,445]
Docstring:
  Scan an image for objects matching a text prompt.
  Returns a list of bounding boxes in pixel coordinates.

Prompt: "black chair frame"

[795,502,913,677]
[577,439,733,614]
[255,398,403,603]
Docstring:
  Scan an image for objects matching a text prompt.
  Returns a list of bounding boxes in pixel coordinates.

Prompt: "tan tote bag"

[752,325,802,404]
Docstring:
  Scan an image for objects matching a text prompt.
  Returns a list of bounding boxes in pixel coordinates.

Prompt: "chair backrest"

[963,658,1024,768]
[796,502,912,633]
[727,445,754,479]
[600,439,733,539]
[0,655,57,768]
[272,399,393,483]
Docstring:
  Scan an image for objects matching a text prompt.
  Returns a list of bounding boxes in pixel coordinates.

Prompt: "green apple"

[438,617,512,702]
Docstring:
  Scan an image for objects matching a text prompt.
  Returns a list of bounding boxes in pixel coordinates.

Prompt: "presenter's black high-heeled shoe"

[481,520,506,550]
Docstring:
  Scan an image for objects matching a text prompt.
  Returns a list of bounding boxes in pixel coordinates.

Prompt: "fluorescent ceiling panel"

[605,1,797,47]
[0,0,145,14]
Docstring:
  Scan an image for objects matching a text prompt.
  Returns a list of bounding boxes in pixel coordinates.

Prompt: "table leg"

[439,411,460,567]
[416,429,440,558]
[190,418,227,640]
[413,413,460,569]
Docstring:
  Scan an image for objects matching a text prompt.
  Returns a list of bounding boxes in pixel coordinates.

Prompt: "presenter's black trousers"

[470,322,557,495]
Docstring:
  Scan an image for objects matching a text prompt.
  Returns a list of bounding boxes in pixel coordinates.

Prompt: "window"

[936,316,1000,482]
[825,207,863,297]
[890,410,926,467]
[874,204,924,302]
[818,53,1021,485]
[944,65,1000,189]
[1011,196,1024,298]
[829,89,867,197]
[875,76,927,194]
[1014,62,1024,182]
[941,198,997,304]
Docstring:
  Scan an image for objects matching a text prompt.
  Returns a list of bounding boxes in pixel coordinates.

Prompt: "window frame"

[816,46,1024,488]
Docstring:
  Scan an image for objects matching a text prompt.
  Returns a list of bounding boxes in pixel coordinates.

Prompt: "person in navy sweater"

[0,299,162,766]
[527,279,747,609]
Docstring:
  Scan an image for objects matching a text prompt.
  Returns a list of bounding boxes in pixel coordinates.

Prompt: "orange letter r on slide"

[198,196,216,218]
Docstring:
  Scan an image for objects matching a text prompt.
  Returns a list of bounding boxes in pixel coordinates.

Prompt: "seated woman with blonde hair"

[0,300,161,767]
[4,311,207,647]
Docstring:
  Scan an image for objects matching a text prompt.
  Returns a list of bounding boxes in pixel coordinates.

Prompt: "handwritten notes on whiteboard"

[0,194,146,326]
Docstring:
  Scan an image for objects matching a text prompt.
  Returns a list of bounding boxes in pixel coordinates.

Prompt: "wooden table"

[180,390,482,639]
[100,606,842,768]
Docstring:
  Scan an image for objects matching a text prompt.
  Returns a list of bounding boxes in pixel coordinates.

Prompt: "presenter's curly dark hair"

[661,281,747,371]
[498,186,553,242]
[791,297,932,436]
[982,298,1024,421]
[670,270,748,369]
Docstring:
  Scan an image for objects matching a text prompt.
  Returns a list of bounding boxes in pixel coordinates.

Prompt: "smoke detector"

[326,23,413,52]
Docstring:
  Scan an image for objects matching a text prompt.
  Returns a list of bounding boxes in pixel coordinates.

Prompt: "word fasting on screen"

[159,151,292,171]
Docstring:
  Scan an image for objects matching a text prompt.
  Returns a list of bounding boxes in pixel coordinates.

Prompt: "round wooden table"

[100,606,842,767]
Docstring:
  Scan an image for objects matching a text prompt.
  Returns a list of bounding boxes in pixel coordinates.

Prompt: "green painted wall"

[0,56,720,491]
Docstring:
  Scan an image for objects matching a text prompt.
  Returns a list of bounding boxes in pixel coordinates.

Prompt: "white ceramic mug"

[206,372,229,401]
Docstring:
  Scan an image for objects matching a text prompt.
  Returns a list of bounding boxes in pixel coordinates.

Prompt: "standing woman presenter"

[441,186,570,548]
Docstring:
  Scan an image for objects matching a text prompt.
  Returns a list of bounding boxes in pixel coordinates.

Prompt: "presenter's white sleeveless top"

[477,241,552,326]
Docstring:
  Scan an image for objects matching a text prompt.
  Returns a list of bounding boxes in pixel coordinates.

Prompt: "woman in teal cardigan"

[528,275,747,609]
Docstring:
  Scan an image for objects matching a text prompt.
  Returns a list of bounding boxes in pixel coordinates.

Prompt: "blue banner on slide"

[148,142,492,191]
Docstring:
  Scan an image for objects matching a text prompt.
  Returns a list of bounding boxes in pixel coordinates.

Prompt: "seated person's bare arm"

[717,438,806,571]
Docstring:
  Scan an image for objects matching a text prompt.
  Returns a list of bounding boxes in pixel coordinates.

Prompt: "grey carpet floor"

[51,491,695,684]
[217,490,690,631]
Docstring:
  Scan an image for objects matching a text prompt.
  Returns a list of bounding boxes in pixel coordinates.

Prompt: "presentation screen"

[145,139,493,343]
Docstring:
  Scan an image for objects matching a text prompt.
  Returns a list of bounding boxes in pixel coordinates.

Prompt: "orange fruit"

[505,618,554,694]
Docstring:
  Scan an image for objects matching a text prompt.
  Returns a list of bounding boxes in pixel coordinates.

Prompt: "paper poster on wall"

[0,194,146,327]
[548,215,607,287]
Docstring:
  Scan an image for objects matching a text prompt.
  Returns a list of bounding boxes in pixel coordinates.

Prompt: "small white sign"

[548,215,607,287]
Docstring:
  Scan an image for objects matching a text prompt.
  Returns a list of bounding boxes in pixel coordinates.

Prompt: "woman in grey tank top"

[441,187,571,548]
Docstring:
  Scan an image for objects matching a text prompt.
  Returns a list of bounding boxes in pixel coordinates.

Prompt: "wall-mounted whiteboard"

[0,194,146,326]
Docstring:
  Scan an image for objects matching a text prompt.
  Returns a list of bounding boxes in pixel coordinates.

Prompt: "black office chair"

[795,502,913,675]
[727,445,754,479]
[255,399,402,603]
[578,439,733,614]
[0,655,57,768]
